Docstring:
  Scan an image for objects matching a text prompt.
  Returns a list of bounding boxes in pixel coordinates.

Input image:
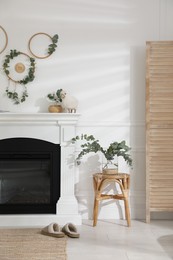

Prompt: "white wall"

[0,0,173,220]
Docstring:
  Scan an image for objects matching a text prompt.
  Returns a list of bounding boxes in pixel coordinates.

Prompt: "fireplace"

[0,113,81,226]
[0,138,60,214]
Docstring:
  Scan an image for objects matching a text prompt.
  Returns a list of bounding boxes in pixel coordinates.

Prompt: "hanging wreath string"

[2,49,36,104]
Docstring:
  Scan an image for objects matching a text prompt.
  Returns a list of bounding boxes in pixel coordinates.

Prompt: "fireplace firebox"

[0,138,60,214]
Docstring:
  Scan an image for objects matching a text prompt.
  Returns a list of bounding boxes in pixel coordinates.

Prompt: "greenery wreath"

[5,84,28,104]
[2,49,36,104]
[3,49,35,84]
[28,33,59,59]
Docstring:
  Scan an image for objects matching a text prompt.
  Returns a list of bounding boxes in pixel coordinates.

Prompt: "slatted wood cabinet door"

[146,41,173,223]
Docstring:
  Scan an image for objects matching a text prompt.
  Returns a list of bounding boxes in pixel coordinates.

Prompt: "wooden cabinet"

[146,41,173,223]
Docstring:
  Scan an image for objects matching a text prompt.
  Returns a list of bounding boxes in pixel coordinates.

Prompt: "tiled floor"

[67,220,173,260]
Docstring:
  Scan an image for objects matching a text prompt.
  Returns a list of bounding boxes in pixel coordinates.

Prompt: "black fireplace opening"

[0,138,60,214]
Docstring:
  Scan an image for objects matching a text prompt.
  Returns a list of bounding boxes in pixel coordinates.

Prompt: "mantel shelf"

[0,113,81,125]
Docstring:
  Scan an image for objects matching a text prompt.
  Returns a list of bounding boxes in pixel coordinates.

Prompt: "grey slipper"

[62,223,80,238]
[41,222,65,238]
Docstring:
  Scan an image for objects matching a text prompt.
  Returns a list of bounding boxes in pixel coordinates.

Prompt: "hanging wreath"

[2,49,36,104]
[0,25,8,54]
[28,33,59,59]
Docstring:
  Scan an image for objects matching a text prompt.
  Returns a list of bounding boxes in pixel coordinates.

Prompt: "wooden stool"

[93,173,131,227]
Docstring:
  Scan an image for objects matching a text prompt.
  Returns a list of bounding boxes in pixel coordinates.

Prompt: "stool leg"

[124,198,131,227]
[93,197,99,227]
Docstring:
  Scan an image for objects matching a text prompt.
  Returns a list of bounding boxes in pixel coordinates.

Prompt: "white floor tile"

[126,252,172,260]
[68,253,128,260]
[67,220,173,260]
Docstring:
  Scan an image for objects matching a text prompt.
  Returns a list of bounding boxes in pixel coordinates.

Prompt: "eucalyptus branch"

[72,134,132,167]
[48,34,59,55]
[47,88,63,103]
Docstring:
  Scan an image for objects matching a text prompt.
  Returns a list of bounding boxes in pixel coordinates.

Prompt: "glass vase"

[102,157,118,175]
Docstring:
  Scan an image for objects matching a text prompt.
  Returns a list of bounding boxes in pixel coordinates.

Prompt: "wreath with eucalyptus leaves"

[28,33,59,59]
[3,49,36,104]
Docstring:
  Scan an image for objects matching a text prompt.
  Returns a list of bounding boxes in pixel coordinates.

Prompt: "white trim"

[77,120,145,127]
[0,113,81,124]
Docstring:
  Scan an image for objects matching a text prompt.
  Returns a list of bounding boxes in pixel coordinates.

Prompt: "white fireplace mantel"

[0,112,80,123]
[0,113,82,227]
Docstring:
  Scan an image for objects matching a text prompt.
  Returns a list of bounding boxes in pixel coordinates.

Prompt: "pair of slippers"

[41,222,80,238]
